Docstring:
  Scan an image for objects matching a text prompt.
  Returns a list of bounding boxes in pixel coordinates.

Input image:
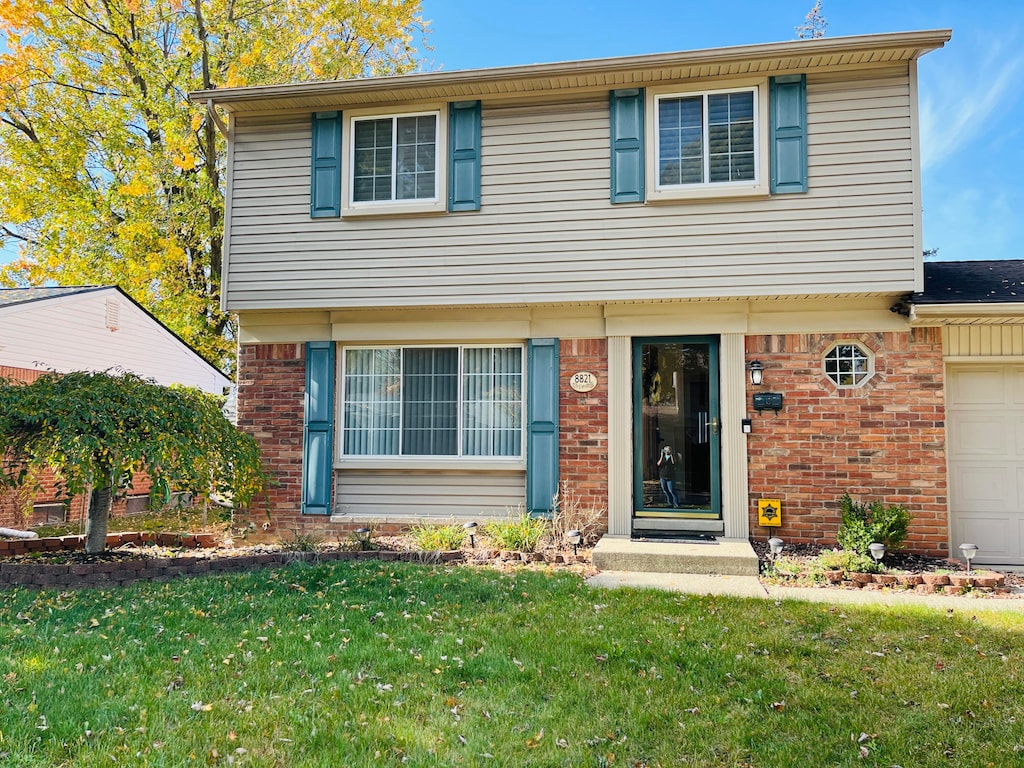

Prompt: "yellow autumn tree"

[0,1,427,368]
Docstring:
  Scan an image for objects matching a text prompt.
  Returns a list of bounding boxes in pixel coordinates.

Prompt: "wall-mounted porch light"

[748,360,765,387]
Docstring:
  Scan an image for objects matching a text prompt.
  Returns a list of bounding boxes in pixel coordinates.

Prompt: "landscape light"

[355,527,371,551]
[868,542,886,564]
[566,529,582,558]
[463,520,478,548]
[959,543,979,574]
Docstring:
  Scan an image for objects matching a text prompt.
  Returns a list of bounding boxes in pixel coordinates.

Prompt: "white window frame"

[645,79,770,203]
[337,343,526,466]
[341,104,448,217]
[822,341,875,389]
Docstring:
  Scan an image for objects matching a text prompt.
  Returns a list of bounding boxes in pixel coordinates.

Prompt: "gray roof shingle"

[915,260,1024,304]
[0,286,106,307]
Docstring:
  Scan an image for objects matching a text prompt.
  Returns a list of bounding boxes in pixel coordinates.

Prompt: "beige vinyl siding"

[333,469,525,518]
[225,66,916,310]
[945,325,1024,357]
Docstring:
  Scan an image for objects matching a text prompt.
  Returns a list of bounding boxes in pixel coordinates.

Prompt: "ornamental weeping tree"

[0,371,266,553]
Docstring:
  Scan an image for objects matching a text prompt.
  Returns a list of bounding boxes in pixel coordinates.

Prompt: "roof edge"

[1,285,231,384]
[192,29,952,106]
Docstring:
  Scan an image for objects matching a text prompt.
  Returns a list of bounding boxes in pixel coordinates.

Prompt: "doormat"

[633,534,719,545]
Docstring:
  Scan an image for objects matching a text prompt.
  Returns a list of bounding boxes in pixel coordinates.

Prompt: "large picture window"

[656,88,757,189]
[351,112,439,205]
[342,346,523,458]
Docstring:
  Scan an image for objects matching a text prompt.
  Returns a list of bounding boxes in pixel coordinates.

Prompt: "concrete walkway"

[586,570,1024,612]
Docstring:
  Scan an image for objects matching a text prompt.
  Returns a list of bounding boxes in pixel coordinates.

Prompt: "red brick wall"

[745,329,947,556]
[558,339,609,524]
[1,366,43,383]
[236,343,306,531]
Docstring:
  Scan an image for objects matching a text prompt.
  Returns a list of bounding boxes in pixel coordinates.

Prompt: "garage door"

[947,365,1024,566]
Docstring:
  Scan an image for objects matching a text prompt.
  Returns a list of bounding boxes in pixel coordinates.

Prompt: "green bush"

[816,547,880,575]
[410,522,467,551]
[484,510,549,553]
[836,493,910,555]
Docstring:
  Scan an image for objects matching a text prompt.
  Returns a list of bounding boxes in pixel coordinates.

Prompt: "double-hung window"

[352,113,438,203]
[342,345,523,458]
[658,89,756,187]
[645,81,769,202]
[342,107,447,215]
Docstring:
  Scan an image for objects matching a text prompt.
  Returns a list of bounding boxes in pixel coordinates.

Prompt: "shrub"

[551,481,606,548]
[484,507,549,552]
[410,521,467,551]
[836,493,911,555]
[816,547,880,575]
[282,530,323,553]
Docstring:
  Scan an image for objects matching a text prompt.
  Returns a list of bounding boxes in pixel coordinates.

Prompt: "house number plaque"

[569,372,598,393]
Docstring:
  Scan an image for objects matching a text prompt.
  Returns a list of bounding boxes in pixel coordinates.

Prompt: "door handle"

[710,416,720,435]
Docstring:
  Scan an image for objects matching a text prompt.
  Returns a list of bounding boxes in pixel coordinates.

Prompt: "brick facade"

[745,329,947,556]
[558,339,610,523]
[235,343,306,532]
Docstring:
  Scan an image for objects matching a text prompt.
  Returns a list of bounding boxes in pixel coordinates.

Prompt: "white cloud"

[919,33,1024,171]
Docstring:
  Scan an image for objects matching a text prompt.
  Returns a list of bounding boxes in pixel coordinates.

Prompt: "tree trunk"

[84,486,113,554]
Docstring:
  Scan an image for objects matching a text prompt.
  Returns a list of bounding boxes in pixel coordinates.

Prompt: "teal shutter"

[526,338,559,516]
[769,75,808,194]
[310,111,342,217]
[448,100,482,211]
[303,341,335,515]
[610,88,645,204]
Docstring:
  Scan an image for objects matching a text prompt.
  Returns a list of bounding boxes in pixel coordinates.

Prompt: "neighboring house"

[193,29,1023,562]
[0,286,229,393]
[0,285,231,526]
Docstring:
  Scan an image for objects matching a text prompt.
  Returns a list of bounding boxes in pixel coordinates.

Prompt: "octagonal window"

[823,342,873,388]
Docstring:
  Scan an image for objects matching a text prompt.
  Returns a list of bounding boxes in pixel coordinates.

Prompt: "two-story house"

[195,30,1007,563]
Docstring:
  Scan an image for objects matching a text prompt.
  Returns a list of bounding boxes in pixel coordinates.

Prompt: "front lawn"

[1,561,1021,767]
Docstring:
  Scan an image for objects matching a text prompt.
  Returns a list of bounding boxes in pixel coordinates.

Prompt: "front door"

[632,337,721,532]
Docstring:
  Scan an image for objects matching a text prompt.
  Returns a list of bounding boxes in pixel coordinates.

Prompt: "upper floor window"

[642,80,770,203]
[341,106,448,216]
[352,113,438,203]
[657,89,756,187]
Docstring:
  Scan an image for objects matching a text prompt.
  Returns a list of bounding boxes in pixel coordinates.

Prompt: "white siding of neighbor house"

[333,469,526,519]
[0,290,229,393]
[225,65,915,310]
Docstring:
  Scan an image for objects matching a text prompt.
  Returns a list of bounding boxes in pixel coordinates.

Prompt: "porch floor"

[591,536,759,577]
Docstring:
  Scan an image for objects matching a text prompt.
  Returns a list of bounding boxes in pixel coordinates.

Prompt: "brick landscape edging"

[0,549,466,590]
[0,531,218,557]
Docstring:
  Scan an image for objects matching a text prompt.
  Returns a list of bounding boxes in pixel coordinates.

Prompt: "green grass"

[1,562,1022,767]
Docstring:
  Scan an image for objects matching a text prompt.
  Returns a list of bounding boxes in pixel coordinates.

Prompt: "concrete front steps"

[592,536,760,576]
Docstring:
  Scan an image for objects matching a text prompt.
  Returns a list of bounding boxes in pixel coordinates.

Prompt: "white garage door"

[947,365,1024,566]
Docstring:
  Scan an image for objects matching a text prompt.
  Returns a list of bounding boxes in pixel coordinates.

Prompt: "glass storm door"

[633,337,721,519]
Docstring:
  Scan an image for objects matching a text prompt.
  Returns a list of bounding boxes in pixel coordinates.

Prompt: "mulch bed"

[2,535,1021,595]
[750,539,1024,592]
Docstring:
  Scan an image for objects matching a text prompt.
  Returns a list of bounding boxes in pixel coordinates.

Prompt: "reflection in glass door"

[633,338,720,518]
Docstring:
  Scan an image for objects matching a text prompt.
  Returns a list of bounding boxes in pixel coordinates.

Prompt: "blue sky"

[2,1,1021,266]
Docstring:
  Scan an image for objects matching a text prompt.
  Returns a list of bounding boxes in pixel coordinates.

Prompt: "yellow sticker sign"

[758,498,782,527]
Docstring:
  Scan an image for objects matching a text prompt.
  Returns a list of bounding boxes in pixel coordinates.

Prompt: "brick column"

[236,343,306,529]
[558,339,609,527]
